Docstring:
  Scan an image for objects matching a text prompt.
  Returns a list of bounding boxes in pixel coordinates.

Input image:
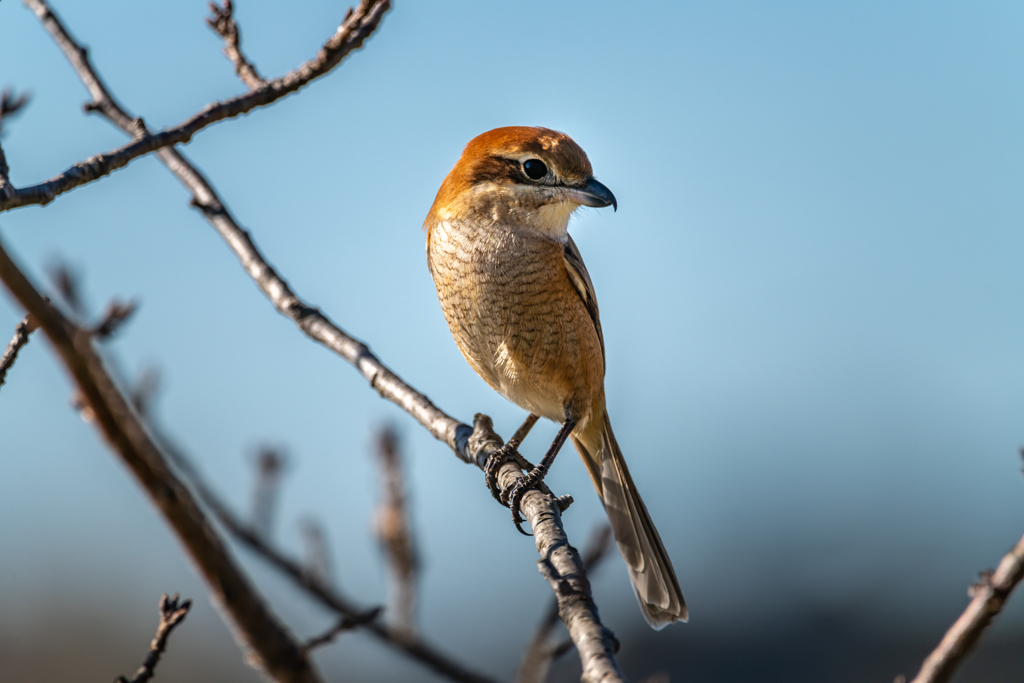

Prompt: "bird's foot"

[483,444,535,503]
[500,464,550,536]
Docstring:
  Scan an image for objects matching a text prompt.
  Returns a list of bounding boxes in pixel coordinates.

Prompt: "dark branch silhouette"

[2,0,389,212]
[0,313,35,391]
[0,89,31,200]
[116,594,192,683]
[206,0,266,90]
[134,382,498,683]
[301,607,383,654]
[0,237,320,683]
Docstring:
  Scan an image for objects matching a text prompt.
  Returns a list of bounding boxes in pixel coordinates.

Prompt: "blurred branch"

[374,426,419,639]
[115,593,192,683]
[0,89,30,200]
[0,90,30,135]
[905,529,1024,683]
[47,261,138,338]
[516,525,613,683]
[301,607,383,654]
[251,446,287,539]
[138,399,498,683]
[3,0,390,212]
[206,0,266,90]
[0,312,36,391]
[0,238,320,683]
[89,297,137,338]
[300,519,334,588]
[30,2,625,680]
[46,260,86,317]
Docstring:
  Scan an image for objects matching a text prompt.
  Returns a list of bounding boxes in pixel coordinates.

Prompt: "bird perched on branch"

[424,126,686,628]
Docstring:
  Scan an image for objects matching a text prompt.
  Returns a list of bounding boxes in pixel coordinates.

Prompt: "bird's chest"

[427,221,596,418]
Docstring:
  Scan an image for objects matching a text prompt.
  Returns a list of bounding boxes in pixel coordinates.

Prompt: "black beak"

[573,177,617,212]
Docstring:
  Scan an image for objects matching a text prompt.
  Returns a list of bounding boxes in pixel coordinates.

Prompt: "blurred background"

[1,1,1022,681]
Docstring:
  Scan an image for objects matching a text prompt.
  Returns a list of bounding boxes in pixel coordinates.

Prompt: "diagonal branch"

[517,525,613,683]
[3,0,390,212]
[301,607,383,654]
[29,3,625,680]
[0,237,320,683]
[0,312,36,391]
[116,594,192,683]
[143,408,499,683]
[206,0,266,90]
[906,530,1024,683]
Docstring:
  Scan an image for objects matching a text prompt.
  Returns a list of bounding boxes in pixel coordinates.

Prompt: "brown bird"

[424,126,686,628]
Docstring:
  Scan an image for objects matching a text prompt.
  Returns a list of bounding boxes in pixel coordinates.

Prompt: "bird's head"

[425,126,616,239]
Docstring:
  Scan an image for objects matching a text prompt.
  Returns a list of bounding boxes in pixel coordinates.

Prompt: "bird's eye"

[522,159,548,180]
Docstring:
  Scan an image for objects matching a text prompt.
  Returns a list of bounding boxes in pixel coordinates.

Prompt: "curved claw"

[483,446,512,503]
[486,445,537,505]
[506,480,534,536]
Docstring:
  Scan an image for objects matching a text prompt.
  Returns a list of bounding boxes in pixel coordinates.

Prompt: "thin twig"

[906,530,1024,683]
[115,593,192,683]
[206,0,266,90]
[46,260,137,337]
[0,90,30,134]
[29,2,625,679]
[301,607,383,654]
[251,446,286,539]
[89,297,137,338]
[4,0,390,212]
[374,426,419,639]
[0,238,320,683]
[0,89,30,199]
[46,260,86,317]
[142,409,499,683]
[516,525,614,683]
[0,313,36,390]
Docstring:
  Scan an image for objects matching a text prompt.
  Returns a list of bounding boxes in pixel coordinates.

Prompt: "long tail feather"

[572,411,687,629]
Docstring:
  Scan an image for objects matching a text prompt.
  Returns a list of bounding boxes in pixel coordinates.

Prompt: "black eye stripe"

[523,159,548,181]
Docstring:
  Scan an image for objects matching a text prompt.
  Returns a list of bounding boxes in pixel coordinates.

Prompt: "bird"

[424,126,686,629]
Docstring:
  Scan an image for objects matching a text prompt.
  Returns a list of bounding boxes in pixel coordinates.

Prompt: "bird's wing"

[563,234,605,362]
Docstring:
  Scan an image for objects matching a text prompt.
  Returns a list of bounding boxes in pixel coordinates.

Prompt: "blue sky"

[1,1,1023,680]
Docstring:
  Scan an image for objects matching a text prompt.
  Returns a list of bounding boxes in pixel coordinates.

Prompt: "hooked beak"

[567,177,617,212]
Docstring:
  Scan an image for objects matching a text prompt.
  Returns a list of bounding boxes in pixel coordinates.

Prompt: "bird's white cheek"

[531,201,577,240]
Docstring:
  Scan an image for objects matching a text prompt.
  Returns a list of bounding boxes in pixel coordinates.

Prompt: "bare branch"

[301,607,383,654]
[374,426,419,639]
[4,0,390,212]
[30,2,625,678]
[206,0,266,90]
[142,411,499,683]
[251,446,287,539]
[46,260,137,336]
[0,313,36,391]
[45,260,86,317]
[0,90,30,132]
[517,525,613,683]
[0,89,31,200]
[906,530,1024,683]
[115,593,192,683]
[0,238,319,683]
[299,519,334,588]
[89,297,137,338]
